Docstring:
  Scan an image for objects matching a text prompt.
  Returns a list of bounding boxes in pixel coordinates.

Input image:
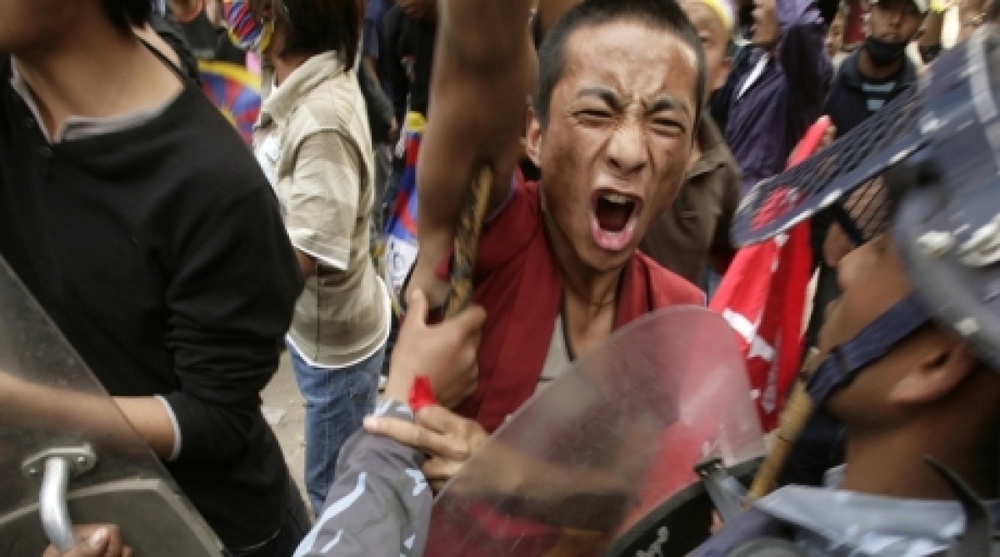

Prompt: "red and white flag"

[710,117,830,431]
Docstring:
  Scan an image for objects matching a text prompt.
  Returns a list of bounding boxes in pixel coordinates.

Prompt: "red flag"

[710,117,831,431]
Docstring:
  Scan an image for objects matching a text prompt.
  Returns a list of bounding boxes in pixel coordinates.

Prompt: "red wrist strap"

[408,375,437,413]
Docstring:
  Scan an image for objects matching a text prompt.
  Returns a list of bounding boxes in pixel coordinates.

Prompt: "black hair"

[103,0,153,32]
[988,0,1000,25]
[277,0,362,64]
[535,0,707,129]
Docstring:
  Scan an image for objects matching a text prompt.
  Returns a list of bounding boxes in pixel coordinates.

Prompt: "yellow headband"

[691,0,735,33]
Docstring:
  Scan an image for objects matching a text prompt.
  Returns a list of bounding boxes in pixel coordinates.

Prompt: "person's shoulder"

[157,88,272,196]
[287,61,366,137]
[636,252,706,306]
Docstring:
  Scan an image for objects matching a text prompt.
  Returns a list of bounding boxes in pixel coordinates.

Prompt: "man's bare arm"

[411,0,537,305]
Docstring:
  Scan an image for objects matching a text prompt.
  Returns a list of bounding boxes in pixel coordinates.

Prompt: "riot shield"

[426,307,765,557]
[0,258,224,556]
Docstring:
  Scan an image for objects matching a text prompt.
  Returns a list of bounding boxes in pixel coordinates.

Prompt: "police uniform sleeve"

[294,400,432,557]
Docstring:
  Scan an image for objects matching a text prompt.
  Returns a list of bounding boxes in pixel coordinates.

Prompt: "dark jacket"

[640,115,740,284]
[0,57,304,550]
[383,6,437,122]
[296,401,431,557]
[725,0,832,194]
[824,49,918,136]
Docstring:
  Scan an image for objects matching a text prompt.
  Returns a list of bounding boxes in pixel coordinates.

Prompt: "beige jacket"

[254,51,389,368]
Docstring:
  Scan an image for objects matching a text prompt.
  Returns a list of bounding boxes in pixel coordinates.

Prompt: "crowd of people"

[3,0,1000,555]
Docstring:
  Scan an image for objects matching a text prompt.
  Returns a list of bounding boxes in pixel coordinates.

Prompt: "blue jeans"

[288,341,386,514]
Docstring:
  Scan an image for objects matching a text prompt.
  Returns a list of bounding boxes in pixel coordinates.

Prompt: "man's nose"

[605,119,648,177]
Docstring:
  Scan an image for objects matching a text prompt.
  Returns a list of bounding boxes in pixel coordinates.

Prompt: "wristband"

[408,375,438,413]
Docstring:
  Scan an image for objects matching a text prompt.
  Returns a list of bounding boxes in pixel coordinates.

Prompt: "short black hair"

[535,0,707,129]
[276,0,362,64]
[103,0,152,32]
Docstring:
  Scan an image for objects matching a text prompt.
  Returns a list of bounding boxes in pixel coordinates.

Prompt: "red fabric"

[710,224,812,431]
[453,176,705,433]
[844,0,866,46]
[709,118,828,431]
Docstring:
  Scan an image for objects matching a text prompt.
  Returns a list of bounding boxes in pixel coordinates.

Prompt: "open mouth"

[591,191,642,252]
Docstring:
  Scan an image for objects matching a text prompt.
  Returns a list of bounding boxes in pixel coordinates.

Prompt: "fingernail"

[363,416,378,430]
[87,528,108,549]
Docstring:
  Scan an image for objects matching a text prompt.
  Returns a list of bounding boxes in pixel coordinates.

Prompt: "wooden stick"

[748,349,821,499]
[446,165,495,317]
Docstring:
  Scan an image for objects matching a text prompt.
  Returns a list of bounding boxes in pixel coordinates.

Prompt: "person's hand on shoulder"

[42,525,132,557]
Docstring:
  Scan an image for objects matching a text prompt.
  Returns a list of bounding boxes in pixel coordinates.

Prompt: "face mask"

[864,35,909,67]
[223,0,274,53]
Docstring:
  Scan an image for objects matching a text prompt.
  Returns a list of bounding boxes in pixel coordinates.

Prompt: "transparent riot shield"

[426,306,765,557]
[0,258,224,556]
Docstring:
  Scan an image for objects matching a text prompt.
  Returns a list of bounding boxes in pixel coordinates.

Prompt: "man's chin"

[578,244,635,276]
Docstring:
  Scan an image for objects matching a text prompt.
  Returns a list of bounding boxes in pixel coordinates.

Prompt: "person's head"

[679,0,734,99]
[819,233,1000,438]
[826,1,848,57]
[525,0,706,276]
[862,0,927,67]
[749,0,779,51]
[397,0,436,21]
[734,27,1000,491]
[0,0,151,54]
[250,0,362,63]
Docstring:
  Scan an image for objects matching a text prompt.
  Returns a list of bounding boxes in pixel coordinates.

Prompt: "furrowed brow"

[645,96,691,117]
[578,87,625,111]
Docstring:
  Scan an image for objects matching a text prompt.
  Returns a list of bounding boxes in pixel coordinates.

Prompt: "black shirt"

[0,57,303,549]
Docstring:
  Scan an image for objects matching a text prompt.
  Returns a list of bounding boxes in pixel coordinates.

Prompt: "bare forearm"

[113,397,177,459]
[438,0,536,69]
[412,0,536,301]
[294,249,317,277]
[0,374,158,455]
[919,11,945,47]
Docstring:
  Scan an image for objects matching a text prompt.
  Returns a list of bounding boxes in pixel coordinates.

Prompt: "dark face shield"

[733,26,1000,372]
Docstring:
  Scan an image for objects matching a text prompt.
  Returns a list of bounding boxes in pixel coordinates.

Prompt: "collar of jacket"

[260,51,348,125]
[839,48,917,92]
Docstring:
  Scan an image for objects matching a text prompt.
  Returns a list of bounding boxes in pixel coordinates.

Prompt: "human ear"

[525,105,544,169]
[889,337,979,405]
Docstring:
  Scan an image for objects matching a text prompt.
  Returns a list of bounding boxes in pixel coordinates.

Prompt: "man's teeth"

[601,194,630,205]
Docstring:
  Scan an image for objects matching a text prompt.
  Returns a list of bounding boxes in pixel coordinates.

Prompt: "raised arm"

[410,0,537,305]
[776,0,833,117]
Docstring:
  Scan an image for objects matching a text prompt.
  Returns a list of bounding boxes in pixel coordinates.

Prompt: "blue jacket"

[726,0,832,194]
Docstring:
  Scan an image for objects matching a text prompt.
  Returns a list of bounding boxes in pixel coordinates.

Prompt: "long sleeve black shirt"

[0,56,304,549]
